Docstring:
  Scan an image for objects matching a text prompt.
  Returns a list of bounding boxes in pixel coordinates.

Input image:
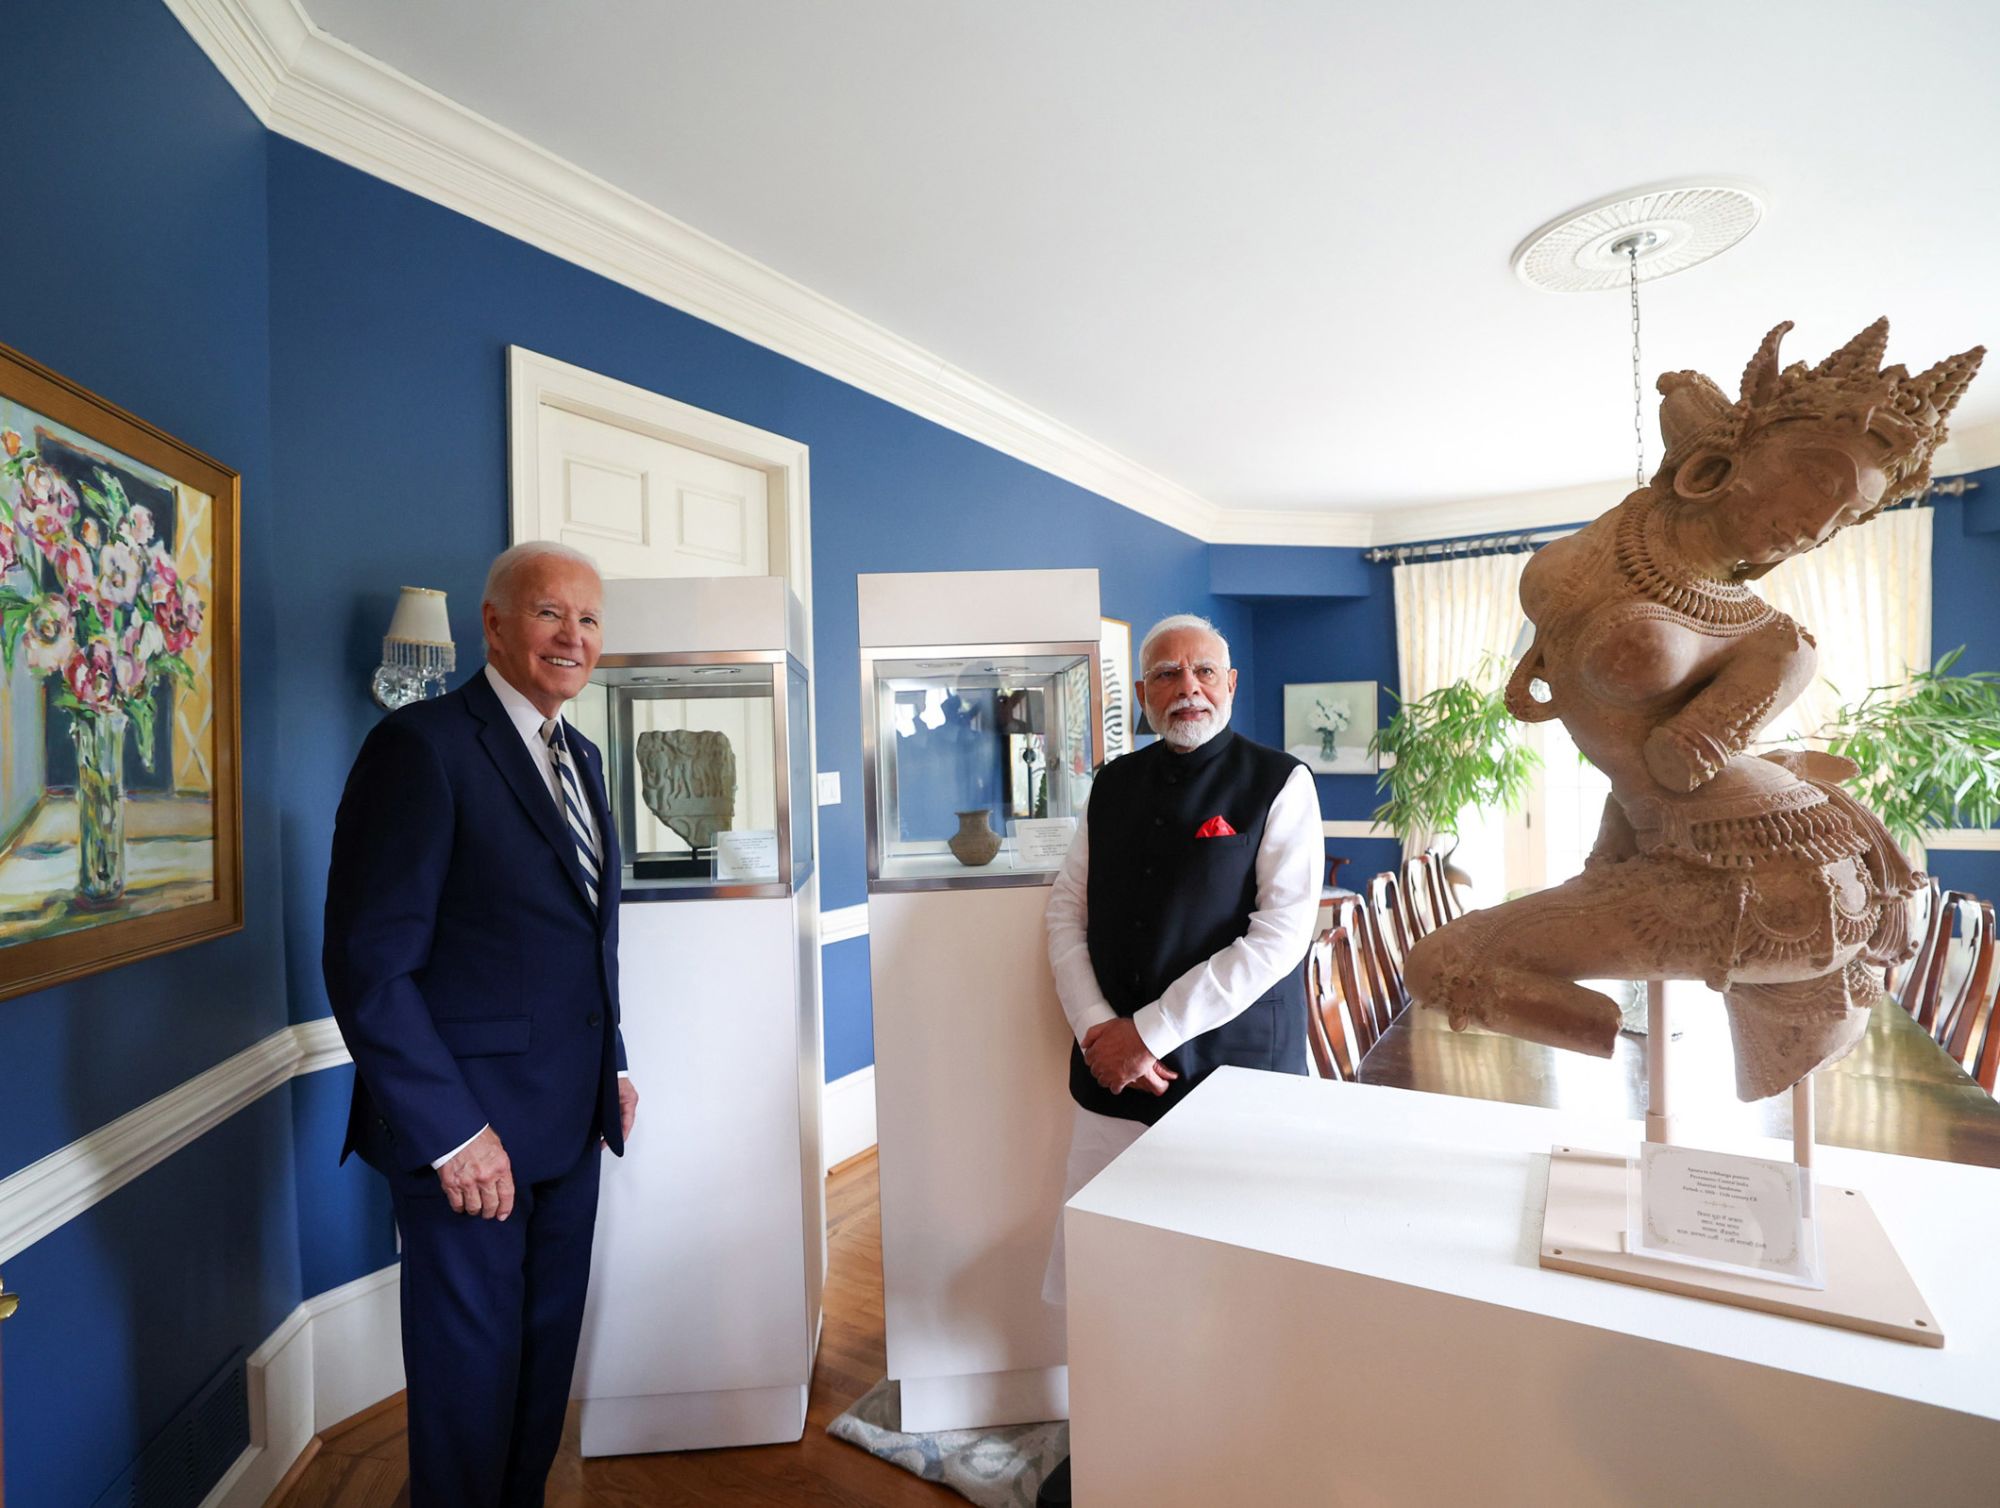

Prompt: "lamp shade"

[384,586,452,647]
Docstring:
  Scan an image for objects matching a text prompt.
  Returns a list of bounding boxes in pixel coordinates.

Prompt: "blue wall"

[0,3,299,1503]
[1919,470,2000,899]
[1243,583,1404,885]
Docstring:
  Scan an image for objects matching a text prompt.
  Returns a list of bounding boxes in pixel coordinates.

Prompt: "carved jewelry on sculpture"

[1406,318,1983,1100]
[636,729,736,851]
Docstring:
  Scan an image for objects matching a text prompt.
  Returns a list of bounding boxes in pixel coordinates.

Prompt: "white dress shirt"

[433,667,620,1171]
[1044,759,1322,1061]
[484,663,602,858]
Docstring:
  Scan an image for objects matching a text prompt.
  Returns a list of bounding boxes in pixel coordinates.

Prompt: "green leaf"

[1370,656,1540,844]
[128,692,158,771]
[1819,645,2000,848]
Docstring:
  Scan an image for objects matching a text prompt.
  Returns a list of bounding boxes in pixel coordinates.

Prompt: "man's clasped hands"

[1079,1017,1179,1097]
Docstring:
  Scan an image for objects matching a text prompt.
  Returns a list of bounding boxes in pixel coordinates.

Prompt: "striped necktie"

[542,717,600,909]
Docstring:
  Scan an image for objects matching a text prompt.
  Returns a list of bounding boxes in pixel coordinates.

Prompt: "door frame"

[506,346,814,659]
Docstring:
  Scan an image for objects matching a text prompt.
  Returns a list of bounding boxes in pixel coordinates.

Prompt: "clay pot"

[947,808,1002,867]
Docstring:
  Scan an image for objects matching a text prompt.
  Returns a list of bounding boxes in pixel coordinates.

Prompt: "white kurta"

[1041,760,1322,1304]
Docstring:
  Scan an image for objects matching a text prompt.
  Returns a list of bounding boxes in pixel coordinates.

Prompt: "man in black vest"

[1035,613,1321,1507]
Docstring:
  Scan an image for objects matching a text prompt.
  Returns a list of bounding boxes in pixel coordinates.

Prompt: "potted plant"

[1813,646,2000,851]
[1367,672,1540,872]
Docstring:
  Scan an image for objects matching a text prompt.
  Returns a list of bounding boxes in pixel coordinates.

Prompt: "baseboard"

[822,1065,877,1171]
[896,1364,1069,1432]
[199,1264,404,1508]
[577,1380,808,1456]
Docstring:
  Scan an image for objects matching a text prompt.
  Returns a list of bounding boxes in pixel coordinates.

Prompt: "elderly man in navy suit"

[324,540,639,1507]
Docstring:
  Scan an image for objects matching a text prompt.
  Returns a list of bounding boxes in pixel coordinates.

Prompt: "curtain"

[1392,549,1533,702]
[1389,550,1533,861]
[1753,505,1933,748]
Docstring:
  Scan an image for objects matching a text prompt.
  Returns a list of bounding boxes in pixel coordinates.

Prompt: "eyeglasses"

[1144,661,1226,688]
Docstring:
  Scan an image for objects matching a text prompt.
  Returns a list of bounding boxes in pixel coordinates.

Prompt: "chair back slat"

[1302,929,1353,1080]
[1335,895,1398,1033]
[1408,852,1440,936]
[1940,897,1998,1064]
[1435,855,1465,922]
[1367,871,1416,967]
[1972,964,2000,1096]
[1327,924,1380,1060]
[1925,892,1988,1053]
[1403,852,1462,934]
[1896,877,1948,1025]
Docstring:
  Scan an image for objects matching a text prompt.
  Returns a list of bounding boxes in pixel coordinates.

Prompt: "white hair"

[1139,613,1230,672]
[482,541,600,611]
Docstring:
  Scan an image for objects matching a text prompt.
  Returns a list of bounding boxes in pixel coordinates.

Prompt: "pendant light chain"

[1629,244,1645,491]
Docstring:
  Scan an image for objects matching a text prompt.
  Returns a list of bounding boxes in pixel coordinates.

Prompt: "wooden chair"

[1907,890,1988,1046]
[1303,928,1358,1080]
[1890,876,1946,1013]
[1336,894,1401,1034]
[1971,969,2000,1096]
[1367,870,1417,975]
[1936,896,1997,1067]
[1329,922,1389,1059]
[1402,852,1465,934]
[1399,855,1441,940]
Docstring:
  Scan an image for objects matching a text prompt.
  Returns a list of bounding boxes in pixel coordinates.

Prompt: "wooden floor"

[275,1150,962,1507]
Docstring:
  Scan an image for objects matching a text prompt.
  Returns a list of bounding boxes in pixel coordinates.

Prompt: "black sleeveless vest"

[1072,728,1310,1124]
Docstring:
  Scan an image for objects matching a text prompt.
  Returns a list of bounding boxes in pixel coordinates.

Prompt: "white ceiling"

[302,0,2000,518]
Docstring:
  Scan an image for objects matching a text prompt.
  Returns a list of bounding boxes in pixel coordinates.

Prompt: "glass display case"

[571,650,812,899]
[863,642,1100,890]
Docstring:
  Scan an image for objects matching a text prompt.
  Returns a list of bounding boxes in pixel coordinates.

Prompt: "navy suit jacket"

[323,669,628,1184]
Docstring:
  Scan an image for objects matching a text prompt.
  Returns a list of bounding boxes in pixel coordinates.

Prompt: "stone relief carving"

[636,729,736,851]
[1406,318,1984,1099]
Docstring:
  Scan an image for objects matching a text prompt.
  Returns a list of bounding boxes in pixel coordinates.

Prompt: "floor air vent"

[89,1349,248,1508]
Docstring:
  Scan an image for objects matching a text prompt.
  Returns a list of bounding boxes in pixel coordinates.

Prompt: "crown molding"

[1367,475,1620,547]
[163,0,1262,541]
[1207,507,1373,548]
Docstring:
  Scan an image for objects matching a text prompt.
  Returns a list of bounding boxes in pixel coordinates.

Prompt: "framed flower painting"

[0,340,241,1000]
[1283,680,1378,774]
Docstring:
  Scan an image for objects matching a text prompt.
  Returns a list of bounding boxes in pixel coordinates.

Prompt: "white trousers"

[1041,1104,1150,1307]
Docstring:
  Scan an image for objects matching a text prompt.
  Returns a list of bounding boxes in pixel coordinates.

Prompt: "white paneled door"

[507,347,813,625]
[536,405,771,580]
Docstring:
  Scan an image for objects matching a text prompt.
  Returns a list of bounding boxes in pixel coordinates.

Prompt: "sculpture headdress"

[1653,318,1984,512]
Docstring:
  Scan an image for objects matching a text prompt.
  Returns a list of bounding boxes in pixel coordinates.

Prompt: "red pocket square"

[1195,815,1237,838]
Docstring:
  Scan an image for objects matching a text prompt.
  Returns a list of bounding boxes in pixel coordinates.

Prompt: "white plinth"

[869,884,1074,1431]
[1066,1070,2000,1507]
[572,884,824,1454]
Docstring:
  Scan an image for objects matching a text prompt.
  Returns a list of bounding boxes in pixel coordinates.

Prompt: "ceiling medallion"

[1510,182,1766,294]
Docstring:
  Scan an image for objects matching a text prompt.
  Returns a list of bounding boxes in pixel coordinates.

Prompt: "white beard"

[1160,695,1231,750]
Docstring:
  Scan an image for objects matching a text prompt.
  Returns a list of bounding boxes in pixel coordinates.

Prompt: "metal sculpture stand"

[1542,982,1941,1346]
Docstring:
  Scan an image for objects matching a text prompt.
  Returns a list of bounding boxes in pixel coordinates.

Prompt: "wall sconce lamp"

[371,586,456,709]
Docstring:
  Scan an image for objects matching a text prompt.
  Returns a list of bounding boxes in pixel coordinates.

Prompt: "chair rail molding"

[0,906,872,1263]
[0,1025,307,1265]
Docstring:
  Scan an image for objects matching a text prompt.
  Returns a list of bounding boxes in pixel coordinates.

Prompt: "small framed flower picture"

[1283,680,1377,774]
[0,339,240,1001]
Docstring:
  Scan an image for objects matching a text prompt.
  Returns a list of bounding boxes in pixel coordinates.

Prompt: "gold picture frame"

[0,340,242,1000]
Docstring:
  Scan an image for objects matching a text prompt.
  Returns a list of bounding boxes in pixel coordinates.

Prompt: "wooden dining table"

[1357,981,2000,1169]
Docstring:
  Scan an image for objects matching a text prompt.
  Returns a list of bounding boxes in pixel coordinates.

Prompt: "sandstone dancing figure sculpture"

[1405,319,1983,1099]
[636,728,736,851]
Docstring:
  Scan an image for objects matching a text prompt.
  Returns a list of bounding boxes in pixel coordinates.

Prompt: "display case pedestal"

[1067,1070,2000,1507]
[859,568,1102,1433]
[569,576,824,1455]
[869,884,1074,1432]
